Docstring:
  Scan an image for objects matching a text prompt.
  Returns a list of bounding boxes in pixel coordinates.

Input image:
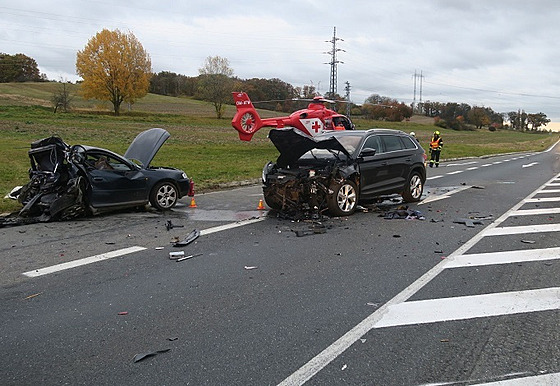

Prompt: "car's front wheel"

[327,180,358,216]
[402,171,424,202]
[150,181,178,210]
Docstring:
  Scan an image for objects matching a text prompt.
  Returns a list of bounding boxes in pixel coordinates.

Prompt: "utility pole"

[324,26,344,99]
[344,81,351,117]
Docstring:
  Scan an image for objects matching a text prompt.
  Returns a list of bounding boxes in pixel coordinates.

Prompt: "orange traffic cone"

[257,199,265,210]
[189,196,197,208]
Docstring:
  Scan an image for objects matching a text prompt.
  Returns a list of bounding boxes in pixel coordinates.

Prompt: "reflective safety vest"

[430,137,443,150]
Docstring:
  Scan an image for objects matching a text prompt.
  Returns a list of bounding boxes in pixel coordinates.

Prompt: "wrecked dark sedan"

[13,128,193,222]
[262,128,427,216]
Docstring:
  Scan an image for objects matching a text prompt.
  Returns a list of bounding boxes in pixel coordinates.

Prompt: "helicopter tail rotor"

[231,92,263,141]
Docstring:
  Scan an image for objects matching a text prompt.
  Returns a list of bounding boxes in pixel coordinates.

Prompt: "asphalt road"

[1,142,560,385]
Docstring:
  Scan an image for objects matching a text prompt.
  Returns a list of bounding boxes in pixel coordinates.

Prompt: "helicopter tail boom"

[231,92,263,141]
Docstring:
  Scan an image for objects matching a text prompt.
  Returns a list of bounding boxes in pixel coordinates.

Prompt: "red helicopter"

[231,92,355,141]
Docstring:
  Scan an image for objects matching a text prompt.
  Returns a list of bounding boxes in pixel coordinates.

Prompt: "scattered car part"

[173,229,200,247]
[176,253,203,262]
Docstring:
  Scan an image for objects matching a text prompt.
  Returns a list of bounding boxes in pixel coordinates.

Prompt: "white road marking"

[513,207,560,215]
[444,247,560,268]
[373,287,560,328]
[446,170,463,175]
[526,197,560,202]
[522,162,539,168]
[427,175,443,180]
[484,223,560,236]
[419,185,471,204]
[478,372,560,385]
[537,189,560,193]
[466,166,479,171]
[493,161,503,164]
[545,182,560,187]
[481,163,492,167]
[200,216,266,235]
[445,161,478,167]
[22,246,147,277]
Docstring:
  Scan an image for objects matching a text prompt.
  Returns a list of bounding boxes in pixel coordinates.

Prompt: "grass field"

[1,82,558,213]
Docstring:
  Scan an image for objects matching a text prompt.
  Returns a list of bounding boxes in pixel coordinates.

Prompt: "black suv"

[262,128,427,216]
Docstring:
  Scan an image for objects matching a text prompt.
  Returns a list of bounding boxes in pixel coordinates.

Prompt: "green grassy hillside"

[1,82,558,213]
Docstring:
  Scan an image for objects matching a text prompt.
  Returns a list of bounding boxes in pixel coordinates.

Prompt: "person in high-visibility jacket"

[429,130,443,167]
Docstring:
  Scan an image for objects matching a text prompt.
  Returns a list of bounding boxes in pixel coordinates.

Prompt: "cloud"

[1,0,559,120]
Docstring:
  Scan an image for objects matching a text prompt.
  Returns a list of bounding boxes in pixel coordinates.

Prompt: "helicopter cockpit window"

[334,117,353,130]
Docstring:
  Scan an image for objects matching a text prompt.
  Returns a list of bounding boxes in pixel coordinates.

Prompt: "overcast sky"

[2,0,560,122]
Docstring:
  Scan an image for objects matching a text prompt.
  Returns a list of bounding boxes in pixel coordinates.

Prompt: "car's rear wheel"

[402,171,424,202]
[150,181,178,210]
[327,180,358,216]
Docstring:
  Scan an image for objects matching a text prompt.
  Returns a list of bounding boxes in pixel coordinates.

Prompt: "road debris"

[169,251,184,260]
[132,348,171,363]
[453,218,484,227]
[165,220,184,231]
[383,206,425,220]
[118,311,128,316]
[24,292,42,300]
[176,253,203,262]
[244,266,258,270]
[173,229,200,247]
[521,240,536,244]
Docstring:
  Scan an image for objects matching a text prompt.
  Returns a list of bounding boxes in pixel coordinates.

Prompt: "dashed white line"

[22,246,147,277]
[446,170,463,175]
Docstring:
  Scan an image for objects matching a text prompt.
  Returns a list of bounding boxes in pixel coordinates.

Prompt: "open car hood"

[124,128,170,168]
[268,128,350,168]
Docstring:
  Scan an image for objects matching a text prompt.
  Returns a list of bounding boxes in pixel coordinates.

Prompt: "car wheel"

[402,171,424,202]
[150,181,178,210]
[327,180,358,216]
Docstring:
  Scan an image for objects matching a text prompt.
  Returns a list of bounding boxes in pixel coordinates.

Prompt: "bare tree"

[51,80,73,113]
[198,56,234,119]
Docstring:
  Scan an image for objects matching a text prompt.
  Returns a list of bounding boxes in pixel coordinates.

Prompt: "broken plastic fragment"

[173,229,200,247]
[132,348,171,363]
[244,266,258,270]
[118,311,128,316]
[521,240,535,244]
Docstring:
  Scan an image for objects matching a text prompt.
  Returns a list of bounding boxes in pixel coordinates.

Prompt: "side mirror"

[359,147,376,157]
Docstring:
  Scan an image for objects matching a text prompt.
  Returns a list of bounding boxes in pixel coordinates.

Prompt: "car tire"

[402,171,424,202]
[327,180,358,216]
[150,181,178,210]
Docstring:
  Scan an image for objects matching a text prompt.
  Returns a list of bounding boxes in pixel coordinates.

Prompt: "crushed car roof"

[268,128,351,167]
[124,128,170,167]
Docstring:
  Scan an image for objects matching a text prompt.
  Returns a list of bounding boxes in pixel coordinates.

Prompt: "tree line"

[0,53,47,82]
[2,28,551,129]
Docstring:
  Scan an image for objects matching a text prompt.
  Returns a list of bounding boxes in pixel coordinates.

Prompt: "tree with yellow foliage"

[76,29,152,115]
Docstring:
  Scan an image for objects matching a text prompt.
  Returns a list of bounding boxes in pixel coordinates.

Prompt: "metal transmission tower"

[324,26,344,99]
[412,70,424,113]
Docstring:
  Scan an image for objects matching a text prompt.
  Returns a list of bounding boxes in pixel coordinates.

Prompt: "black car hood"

[268,128,350,168]
[124,128,170,168]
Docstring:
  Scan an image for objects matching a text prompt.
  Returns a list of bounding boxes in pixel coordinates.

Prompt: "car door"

[356,134,393,199]
[86,152,148,207]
